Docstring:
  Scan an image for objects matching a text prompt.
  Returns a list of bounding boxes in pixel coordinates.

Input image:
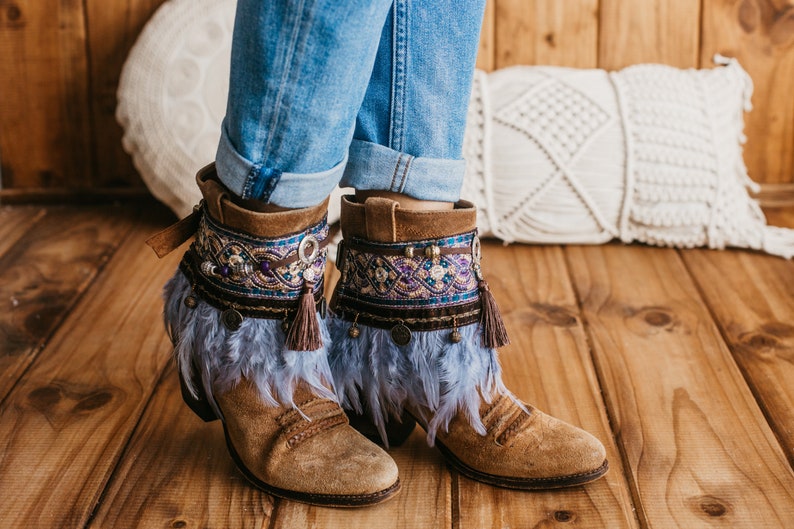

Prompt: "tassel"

[478,279,510,348]
[286,281,323,351]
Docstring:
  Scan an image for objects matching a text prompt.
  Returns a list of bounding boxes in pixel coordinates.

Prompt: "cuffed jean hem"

[215,126,345,208]
[340,140,466,203]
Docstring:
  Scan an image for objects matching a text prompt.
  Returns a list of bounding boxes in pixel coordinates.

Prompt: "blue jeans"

[215,0,486,208]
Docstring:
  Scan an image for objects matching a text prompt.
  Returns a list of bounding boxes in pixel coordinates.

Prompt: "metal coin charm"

[348,324,360,338]
[221,308,244,331]
[449,329,462,343]
[184,294,198,309]
[390,322,412,346]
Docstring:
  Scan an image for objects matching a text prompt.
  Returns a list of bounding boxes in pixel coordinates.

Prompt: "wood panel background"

[1,0,793,200]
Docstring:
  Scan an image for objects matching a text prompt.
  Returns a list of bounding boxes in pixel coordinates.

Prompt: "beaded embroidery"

[333,230,484,334]
[180,208,328,322]
[338,231,479,308]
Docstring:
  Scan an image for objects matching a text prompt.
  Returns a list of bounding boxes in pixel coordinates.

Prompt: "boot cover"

[329,195,607,489]
[152,165,400,506]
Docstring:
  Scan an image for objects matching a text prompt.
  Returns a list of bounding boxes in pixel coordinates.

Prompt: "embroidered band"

[333,230,482,337]
[179,207,328,322]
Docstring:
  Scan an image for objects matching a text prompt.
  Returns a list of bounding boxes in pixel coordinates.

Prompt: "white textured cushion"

[118,0,792,257]
[462,58,793,258]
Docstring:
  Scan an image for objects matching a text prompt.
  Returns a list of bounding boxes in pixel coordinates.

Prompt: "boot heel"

[178,368,219,422]
[348,411,415,447]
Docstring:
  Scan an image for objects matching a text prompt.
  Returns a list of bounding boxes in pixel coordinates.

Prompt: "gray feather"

[163,270,336,412]
[328,313,508,446]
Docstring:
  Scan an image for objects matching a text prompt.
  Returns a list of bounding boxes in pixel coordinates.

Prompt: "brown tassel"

[478,279,510,348]
[285,282,323,351]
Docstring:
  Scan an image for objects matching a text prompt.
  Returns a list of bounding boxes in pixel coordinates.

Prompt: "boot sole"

[180,367,401,507]
[435,439,609,490]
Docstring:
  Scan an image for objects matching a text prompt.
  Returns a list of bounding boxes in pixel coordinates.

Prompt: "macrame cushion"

[461,58,794,258]
[118,0,792,257]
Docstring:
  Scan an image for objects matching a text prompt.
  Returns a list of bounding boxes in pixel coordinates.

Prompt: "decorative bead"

[450,329,462,343]
[302,268,316,283]
[184,294,198,309]
[220,265,230,277]
[201,261,217,276]
[404,246,415,258]
[424,245,441,259]
[260,260,271,274]
[348,324,360,338]
[221,308,243,331]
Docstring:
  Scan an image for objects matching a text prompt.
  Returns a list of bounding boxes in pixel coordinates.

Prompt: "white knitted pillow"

[117,0,792,257]
[462,58,793,258]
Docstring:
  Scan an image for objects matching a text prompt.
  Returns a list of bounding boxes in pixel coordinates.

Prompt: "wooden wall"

[1,0,793,201]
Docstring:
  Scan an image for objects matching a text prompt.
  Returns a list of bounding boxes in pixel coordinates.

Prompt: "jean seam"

[262,0,310,163]
[389,0,408,152]
[397,154,413,193]
[388,153,404,191]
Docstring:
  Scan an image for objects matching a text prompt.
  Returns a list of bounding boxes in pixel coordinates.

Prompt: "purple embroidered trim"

[336,231,479,310]
[190,210,328,302]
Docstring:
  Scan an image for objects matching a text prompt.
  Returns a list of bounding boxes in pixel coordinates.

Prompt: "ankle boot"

[150,165,400,507]
[329,195,608,490]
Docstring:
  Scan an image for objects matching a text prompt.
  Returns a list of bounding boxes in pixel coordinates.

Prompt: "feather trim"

[163,270,336,412]
[328,314,508,446]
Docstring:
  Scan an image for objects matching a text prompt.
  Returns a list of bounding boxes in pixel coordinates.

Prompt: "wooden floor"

[1,202,794,529]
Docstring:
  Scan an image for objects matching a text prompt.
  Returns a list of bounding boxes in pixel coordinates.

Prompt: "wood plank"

[598,0,701,69]
[701,0,794,185]
[755,184,794,209]
[567,244,794,527]
[0,206,138,403]
[0,207,46,257]
[0,0,94,189]
[84,0,166,189]
[681,243,794,468]
[0,211,180,527]
[455,244,637,529]
[476,0,496,71]
[89,365,274,529]
[494,0,599,68]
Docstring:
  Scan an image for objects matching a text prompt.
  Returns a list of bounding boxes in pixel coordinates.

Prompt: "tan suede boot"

[151,165,400,507]
[329,195,607,490]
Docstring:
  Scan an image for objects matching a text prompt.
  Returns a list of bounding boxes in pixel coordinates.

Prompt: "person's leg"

[159,0,401,507]
[329,0,609,489]
[340,0,478,205]
[216,0,392,208]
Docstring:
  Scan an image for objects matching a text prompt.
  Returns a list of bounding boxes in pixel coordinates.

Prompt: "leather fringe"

[478,280,510,348]
[286,281,323,351]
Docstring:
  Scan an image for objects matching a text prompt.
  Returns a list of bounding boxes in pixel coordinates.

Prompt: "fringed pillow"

[461,57,793,258]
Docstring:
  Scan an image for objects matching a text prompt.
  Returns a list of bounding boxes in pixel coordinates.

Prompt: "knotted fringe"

[478,279,510,348]
[164,270,336,412]
[285,281,323,351]
[328,315,508,447]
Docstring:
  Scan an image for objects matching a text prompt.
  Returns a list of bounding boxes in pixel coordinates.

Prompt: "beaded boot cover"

[166,204,336,410]
[329,196,511,445]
